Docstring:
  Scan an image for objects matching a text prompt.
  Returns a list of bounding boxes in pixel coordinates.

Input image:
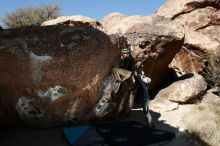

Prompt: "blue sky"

[0,0,166,21]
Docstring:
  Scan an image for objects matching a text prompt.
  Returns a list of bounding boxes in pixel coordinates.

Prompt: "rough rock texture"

[170,46,204,76]
[101,12,164,34]
[157,0,220,75]
[154,74,207,103]
[149,99,179,113]
[156,0,220,19]
[198,25,220,42]
[101,13,185,88]
[41,15,101,28]
[202,89,220,105]
[173,7,220,30]
[184,29,219,52]
[0,26,135,127]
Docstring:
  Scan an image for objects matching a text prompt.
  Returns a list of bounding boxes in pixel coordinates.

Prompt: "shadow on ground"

[111,101,194,146]
[0,101,194,146]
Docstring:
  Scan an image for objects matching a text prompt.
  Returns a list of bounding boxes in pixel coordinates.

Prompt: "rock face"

[0,26,135,127]
[149,99,179,113]
[101,12,163,34]
[169,46,204,76]
[154,74,207,103]
[41,15,101,28]
[101,13,185,88]
[202,88,220,105]
[157,0,220,75]
[156,0,220,19]
[198,25,220,42]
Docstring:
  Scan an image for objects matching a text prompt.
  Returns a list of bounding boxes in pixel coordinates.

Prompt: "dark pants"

[135,75,153,128]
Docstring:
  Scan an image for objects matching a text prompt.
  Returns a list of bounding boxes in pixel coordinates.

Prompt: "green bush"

[3,4,61,28]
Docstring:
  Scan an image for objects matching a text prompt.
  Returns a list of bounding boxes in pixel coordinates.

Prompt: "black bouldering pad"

[63,121,175,146]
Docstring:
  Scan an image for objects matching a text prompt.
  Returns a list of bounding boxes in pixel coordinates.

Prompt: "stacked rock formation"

[157,0,220,75]
[1,0,219,128]
[101,13,185,88]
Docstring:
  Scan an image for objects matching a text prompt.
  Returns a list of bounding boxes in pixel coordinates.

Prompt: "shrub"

[202,50,220,95]
[3,4,61,28]
[182,103,220,146]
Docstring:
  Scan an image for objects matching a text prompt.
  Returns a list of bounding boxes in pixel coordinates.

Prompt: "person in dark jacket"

[115,46,153,127]
[134,68,153,128]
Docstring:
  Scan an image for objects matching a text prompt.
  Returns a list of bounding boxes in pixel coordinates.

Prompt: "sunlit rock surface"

[157,0,220,74]
[154,74,207,103]
[41,15,101,28]
[101,13,185,89]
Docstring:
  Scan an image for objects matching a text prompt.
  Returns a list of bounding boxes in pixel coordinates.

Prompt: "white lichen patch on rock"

[37,85,68,101]
[94,75,119,118]
[29,52,52,85]
[16,96,44,121]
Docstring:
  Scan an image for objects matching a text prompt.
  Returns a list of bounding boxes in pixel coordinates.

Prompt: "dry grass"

[202,51,220,93]
[182,103,220,146]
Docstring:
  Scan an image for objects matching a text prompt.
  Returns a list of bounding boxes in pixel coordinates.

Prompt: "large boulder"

[156,0,220,19]
[0,26,134,128]
[198,25,220,42]
[101,12,163,34]
[154,74,207,103]
[41,15,101,28]
[173,7,220,30]
[157,0,220,75]
[101,13,185,88]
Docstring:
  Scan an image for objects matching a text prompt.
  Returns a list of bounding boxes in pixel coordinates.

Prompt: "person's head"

[121,48,130,58]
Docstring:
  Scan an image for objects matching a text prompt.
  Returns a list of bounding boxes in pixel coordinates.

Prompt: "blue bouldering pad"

[63,125,106,146]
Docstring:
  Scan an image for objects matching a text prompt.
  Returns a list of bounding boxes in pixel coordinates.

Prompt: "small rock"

[202,89,220,105]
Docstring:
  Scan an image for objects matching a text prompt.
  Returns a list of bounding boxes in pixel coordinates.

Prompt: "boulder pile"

[0,0,219,127]
[157,0,220,75]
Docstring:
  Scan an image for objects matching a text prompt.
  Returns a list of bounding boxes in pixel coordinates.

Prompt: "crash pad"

[63,121,175,146]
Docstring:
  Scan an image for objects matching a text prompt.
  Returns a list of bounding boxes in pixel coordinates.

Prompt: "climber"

[112,43,153,128]
[134,65,153,128]
[112,47,134,82]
